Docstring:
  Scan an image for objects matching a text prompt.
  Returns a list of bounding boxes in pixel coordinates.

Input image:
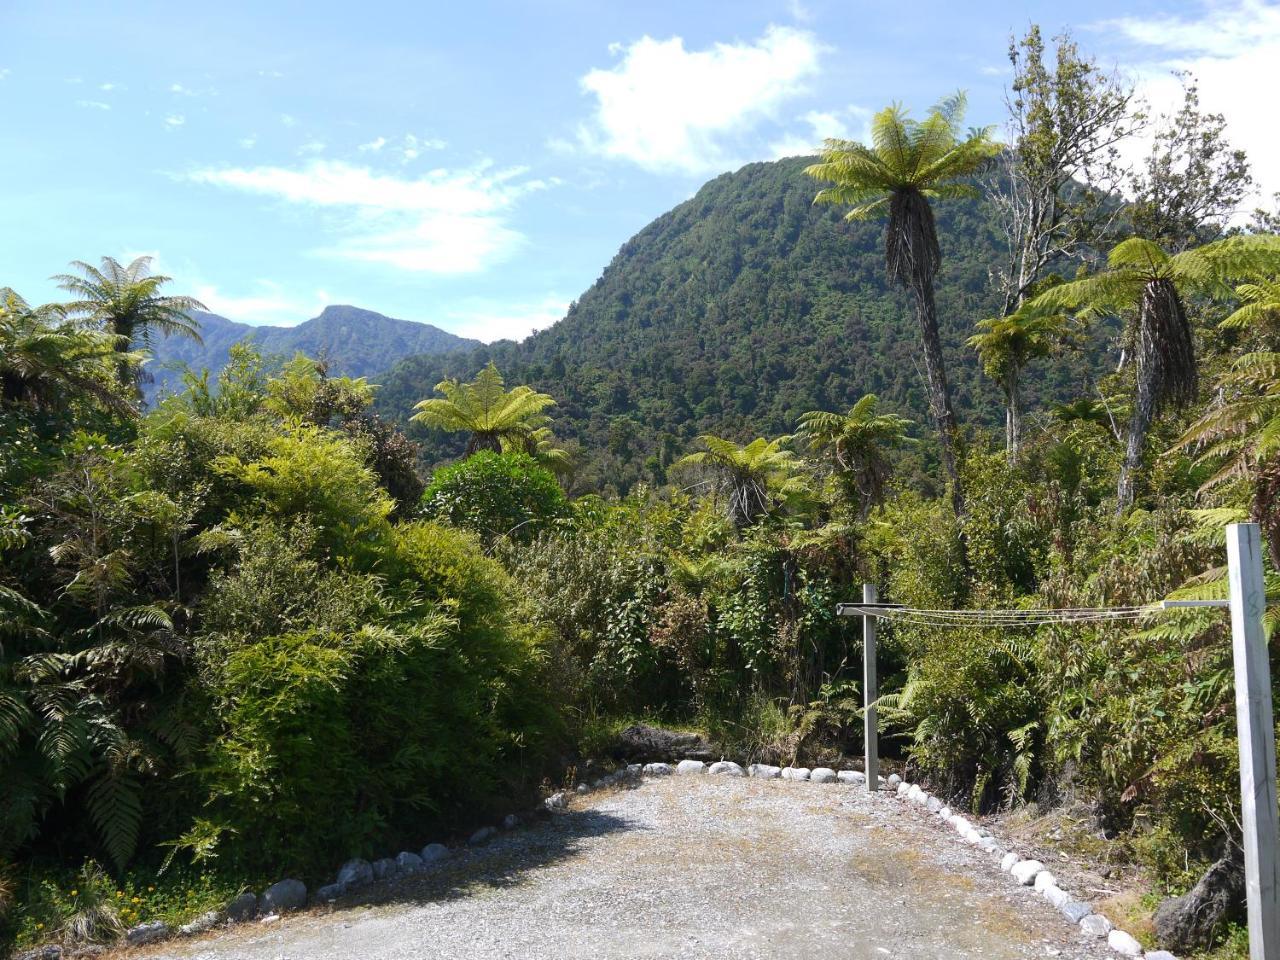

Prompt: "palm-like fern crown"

[0,287,138,415]
[52,256,205,349]
[797,395,914,464]
[966,307,1071,387]
[675,434,809,526]
[411,362,557,454]
[805,93,998,285]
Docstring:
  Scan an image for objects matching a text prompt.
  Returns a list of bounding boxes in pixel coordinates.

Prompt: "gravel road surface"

[138,775,1115,960]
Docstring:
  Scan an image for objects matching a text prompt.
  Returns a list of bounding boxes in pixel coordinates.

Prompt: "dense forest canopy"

[375,156,1114,493]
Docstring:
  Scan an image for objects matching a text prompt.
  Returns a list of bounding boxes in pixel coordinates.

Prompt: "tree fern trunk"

[1006,363,1022,461]
[910,277,966,517]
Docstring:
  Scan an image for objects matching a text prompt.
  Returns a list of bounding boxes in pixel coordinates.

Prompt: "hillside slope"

[147,305,479,398]
[376,157,1105,492]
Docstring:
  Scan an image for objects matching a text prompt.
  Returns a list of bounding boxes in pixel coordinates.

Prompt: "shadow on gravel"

[315,803,641,914]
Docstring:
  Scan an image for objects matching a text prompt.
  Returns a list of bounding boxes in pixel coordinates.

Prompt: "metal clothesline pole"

[837,523,1277,960]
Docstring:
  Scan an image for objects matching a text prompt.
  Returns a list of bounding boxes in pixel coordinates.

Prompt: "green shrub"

[422,451,567,545]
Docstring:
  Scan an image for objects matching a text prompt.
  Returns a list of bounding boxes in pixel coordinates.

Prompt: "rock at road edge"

[810,767,837,783]
[337,858,373,888]
[126,920,169,946]
[421,842,449,862]
[837,770,865,784]
[750,764,782,779]
[224,891,258,922]
[676,759,706,775]
[1079,913,1112,938]
[643,762,674,776]
[261,879,307,914]
[611,723,716,762]
[314,883,345,903]
[1010,859,1045,885]
[372,857,399,879]
[469,826,498,845]
[1153,850,1244,952]
[396,850,425,872]
[708,761,745,776]
[178,910,221,936]
[1106,929,1144,957]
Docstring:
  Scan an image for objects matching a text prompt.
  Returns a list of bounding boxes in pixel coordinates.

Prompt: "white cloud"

[76,100,111,111]
[239,135,257,149]
[446,293,570,343]
[0,68,9,80]
[164,114,185,128]
[574,25,823,174]
[281,113,298,127]
[768,107,866,159]
[100,81,120,91]
[400,133,446,163]
[183,159,552,274]
[298,139,326,155]
[1101,0,1280,202]
[192,280,331,326]
[358,136,388,152]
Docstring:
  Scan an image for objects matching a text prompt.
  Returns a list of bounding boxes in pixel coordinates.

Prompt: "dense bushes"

[422,450,568,544]
[1,346,560,948]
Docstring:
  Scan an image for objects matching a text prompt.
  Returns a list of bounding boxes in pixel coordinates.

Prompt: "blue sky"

[2,0,1276,341]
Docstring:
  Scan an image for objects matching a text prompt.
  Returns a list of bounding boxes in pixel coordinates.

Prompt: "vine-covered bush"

[422,451,568,544]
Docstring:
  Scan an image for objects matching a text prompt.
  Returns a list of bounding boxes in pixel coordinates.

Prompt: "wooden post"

[863,583,878,794]
[1226,522,1280,960]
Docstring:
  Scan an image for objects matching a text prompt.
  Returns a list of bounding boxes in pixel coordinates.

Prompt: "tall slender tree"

[806,93,998,517]
[52,256,204,389]
[797,395,914,518]
[1030,234,1280,509]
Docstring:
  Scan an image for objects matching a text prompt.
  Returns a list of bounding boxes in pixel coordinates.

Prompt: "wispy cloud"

[183,159,554,274]
[768,106,868,159]
[239,136,257,149]
[164,114,185,128]
[0,68,10,81]
[76,100,111,111]
[99,81,121,91]
[192,280,332,326]
[280,114,298,127]
[572,25,824,174]
[298,139,326,155]
[358,137,388,153]
[445,293,570,343]
[1098,0,1280,199]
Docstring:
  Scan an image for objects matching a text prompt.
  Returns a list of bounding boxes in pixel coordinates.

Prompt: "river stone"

[810,767,837,783]
[610,723,715,762]
[708,761,746,776]
[926,796,943,812]
[224,891,257,922]
[1107,929,1144,957]
[978,836,1000,853]
[262,879,307,913]
[544,791,568,810]
[627,763,642,775]
[887,774,902,786]
[421,843,449,862]
[750,764,782,779]
[1011,859,1045,885]
[1153,851,1244,952]
[15,948,63,960]
[396,850,425,872]
[1034,870,1058,892]
[502,813,521,829]
[897,782,910,796]
[469,827,497,845]
[126,920,169,945]
[1042,885,1071,908]
[643,762,674,776]
[1145,952,1178,960]
[576,783,590,794]
[337,858,374,888]
[314,883,345,903]
[1059,899,1092,923]
[1079,914,1112,938]
[178,910,220,936]
[837,770,865,784]
[676,759,706,775]
[1000,852,1020,872]
[372,857,399,879]
[938,806,952,820]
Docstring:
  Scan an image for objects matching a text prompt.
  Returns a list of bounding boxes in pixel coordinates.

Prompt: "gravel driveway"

[139,776,1115,960]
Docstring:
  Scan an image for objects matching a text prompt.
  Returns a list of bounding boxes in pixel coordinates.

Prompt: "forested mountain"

[376,157,1109,492]
[147,304,479,398]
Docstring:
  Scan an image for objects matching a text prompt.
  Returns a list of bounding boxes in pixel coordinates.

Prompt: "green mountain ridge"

[375,156,1111,492]
[147,304,480,398]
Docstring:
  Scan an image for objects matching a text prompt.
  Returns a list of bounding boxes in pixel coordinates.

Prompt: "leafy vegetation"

[5,23,1280,960]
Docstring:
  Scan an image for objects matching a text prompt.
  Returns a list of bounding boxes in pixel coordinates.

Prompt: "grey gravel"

[139,776,1114,960]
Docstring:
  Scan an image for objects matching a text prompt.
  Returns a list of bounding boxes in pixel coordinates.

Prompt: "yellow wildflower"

[70,889,78,896]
